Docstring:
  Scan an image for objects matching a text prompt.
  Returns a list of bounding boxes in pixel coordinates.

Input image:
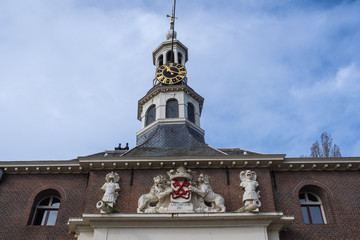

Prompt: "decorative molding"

[67,212,294,236]
[1,156,360,174]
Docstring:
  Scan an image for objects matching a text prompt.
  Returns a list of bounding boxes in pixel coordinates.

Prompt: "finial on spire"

[166,0,178,30]
[166,0,177,63]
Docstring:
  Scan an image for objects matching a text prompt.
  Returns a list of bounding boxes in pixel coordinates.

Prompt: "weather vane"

[167,0,178,30]
[167,0,178,63]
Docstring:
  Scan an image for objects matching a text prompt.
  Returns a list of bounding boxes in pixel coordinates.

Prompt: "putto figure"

[236,170,261,213]
[97,172,121,213]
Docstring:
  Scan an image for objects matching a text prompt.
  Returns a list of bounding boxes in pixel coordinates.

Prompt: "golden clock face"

[155,63,187,85]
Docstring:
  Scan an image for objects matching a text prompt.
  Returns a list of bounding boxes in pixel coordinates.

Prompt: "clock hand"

[165,66,174,75]
[164,65,186,76]
[169,70,186,75]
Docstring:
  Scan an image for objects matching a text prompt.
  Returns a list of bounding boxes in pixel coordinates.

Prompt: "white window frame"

[300,192,327,224]
[31,195,61,226]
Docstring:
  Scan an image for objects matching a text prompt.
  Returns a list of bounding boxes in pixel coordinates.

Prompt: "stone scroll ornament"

[137,166,226,213]
[96,172,121,214]
[236,170,261,213]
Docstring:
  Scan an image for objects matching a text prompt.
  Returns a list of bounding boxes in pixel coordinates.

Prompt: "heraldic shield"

[168,166,195,203]
[171,179,191,203]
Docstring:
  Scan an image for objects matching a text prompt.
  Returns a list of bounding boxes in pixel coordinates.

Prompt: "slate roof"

[81,146,262,158]
[137,124,205,148]
[218,148,262,156]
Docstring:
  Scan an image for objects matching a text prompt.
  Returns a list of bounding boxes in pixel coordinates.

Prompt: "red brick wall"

[3,167,358,240]
[274,171,360,240]
[0,174,88,240]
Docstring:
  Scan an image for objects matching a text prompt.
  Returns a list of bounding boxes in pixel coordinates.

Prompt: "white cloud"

[1,0,360,160]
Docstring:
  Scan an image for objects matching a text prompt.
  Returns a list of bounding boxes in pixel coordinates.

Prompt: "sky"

[1,0,360,161]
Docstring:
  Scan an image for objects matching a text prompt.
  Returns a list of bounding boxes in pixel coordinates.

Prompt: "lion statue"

[190,174,226,212]
[137,175,172,213]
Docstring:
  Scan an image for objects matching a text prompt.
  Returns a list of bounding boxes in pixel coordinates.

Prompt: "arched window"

[145,105,156,126]
[166,99,178,118]
[166,50,174,63]
[299,192,326,224]
[178,52,183,65]
[158,55,163,66]
[29,189,61,226]
[187,103,195,123]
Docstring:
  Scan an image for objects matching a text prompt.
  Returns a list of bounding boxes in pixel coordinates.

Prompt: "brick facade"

[0,174,88,240]
[274,171,360,240]
[0,164,359,239]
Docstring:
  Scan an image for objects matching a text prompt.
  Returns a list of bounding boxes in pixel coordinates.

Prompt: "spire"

[166,0,177,63]
[166,0,177,31]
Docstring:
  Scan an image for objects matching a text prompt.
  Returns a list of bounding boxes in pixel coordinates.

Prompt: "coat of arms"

[168,166,194,203]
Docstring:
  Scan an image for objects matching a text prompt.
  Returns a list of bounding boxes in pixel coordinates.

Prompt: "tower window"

[166,50,174,63]
[158,55,163,66]
[187,103,195,123]
[178,53,183,65]
[299,192,326,224]
[145,105,156,126]
[166,99,179,118]
[29,189,61,226]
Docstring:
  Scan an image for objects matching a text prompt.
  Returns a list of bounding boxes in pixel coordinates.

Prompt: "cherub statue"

[98,172,121,211]
[236,170,261,213]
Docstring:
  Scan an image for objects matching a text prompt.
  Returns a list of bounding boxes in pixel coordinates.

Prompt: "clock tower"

[135,16,207,152]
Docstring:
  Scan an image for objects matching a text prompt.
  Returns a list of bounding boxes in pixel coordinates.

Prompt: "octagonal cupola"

[136,84,205,148]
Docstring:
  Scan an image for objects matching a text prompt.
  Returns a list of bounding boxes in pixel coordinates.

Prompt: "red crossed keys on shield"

[171,180,191,199]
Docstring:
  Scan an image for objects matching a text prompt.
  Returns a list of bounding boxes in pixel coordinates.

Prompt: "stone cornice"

[76,154,286,172]
[1,156,360,174]
[137,85,204,120]
[0,161,82,174]
[275,157,360,171]
[68,212,294,234]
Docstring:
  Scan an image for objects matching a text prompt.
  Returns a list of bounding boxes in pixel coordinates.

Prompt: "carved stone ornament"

[235,170,261,213]
[137,166,226,213]
[96,172,121,214]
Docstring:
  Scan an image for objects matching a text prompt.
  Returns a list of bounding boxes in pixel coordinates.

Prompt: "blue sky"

[1,0,360,160]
